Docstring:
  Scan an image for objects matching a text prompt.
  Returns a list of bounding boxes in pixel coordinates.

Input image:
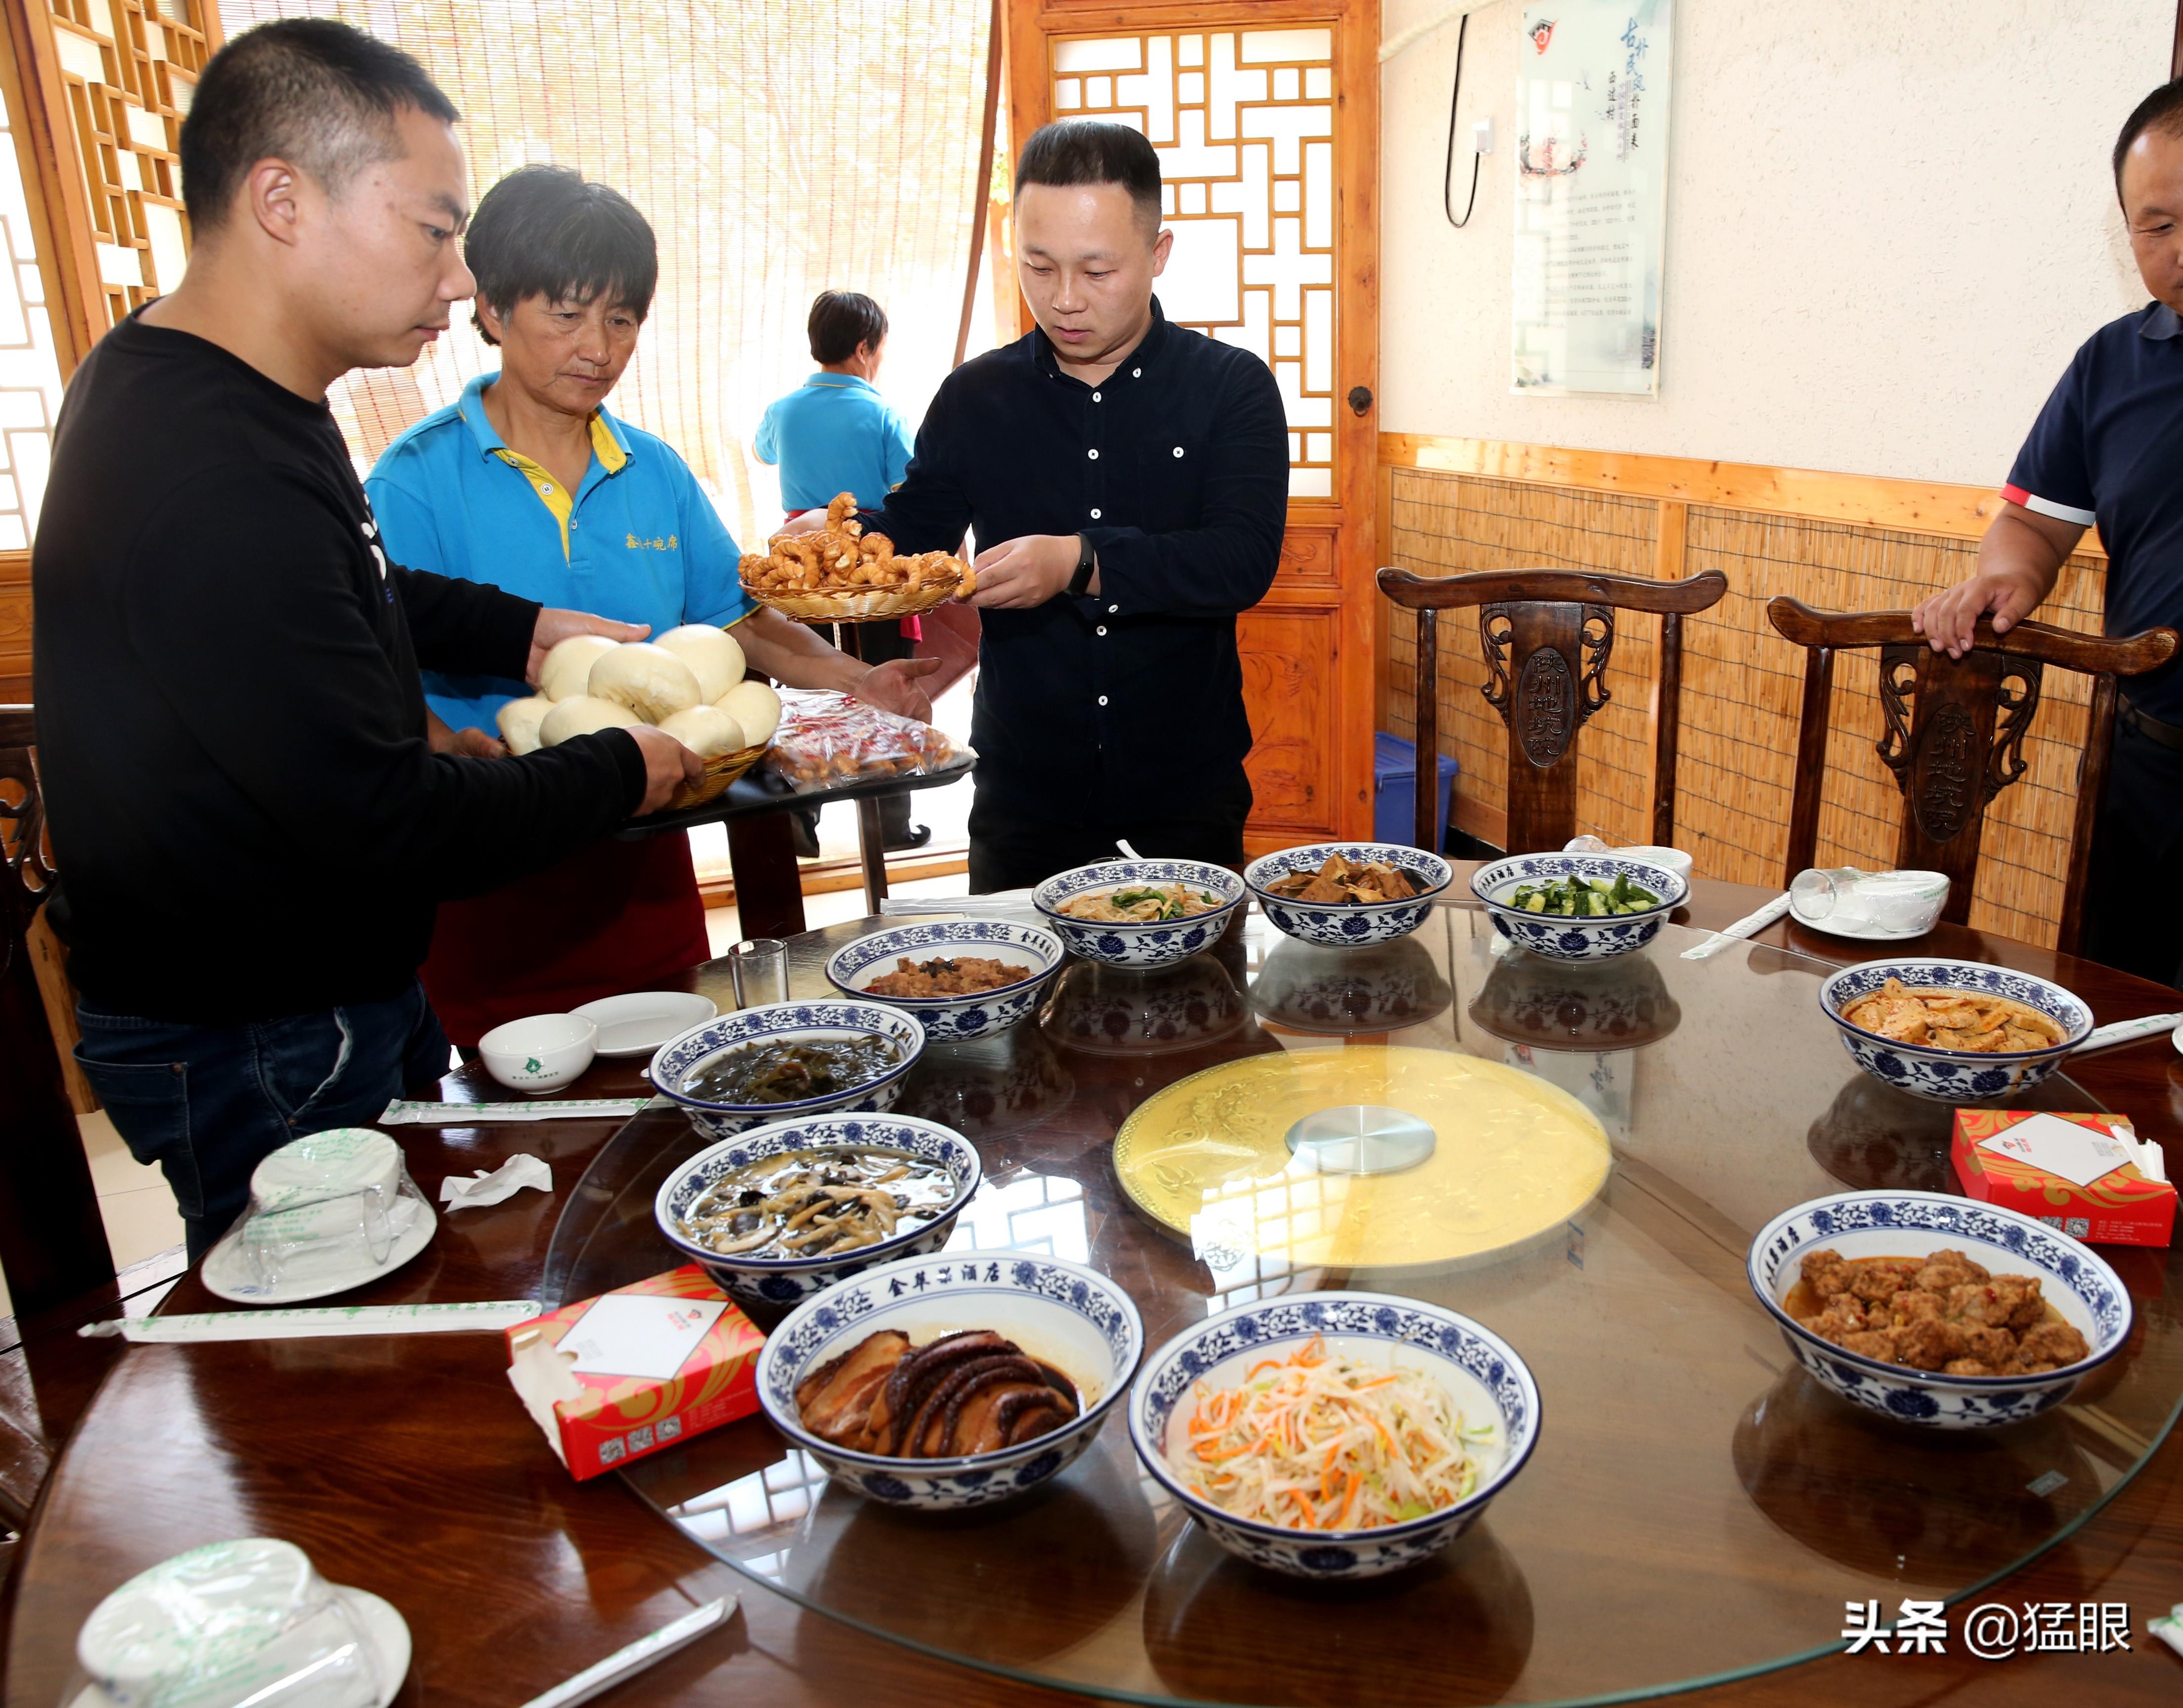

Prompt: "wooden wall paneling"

[1240,603,1341,851]
[0,554,29,699]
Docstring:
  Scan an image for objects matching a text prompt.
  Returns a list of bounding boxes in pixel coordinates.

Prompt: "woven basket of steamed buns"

[501,624,782,815]
[739,491,972,624]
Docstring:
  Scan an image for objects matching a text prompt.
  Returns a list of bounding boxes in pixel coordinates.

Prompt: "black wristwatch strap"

[1067,532,1097,597]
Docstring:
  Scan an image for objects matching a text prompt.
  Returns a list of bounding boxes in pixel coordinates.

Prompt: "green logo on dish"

[526,1057,542,1073]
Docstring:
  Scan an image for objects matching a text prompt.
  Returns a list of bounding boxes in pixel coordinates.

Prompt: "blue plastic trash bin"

[1373,732,1459,851]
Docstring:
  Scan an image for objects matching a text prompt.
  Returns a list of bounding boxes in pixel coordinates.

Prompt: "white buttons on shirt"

[1092,391,1101,402]
[1173,447,1184,458]
[1098,695,1109,706]
[540,482,556,495]
[1132,368,1142,378]
[1108,603,1119,613]
[1097,625,1108,636]
[1090,508,1102,519]
[1088,448,1099,460]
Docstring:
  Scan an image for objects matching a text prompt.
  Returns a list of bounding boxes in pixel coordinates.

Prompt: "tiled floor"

[0,1111,185,1323]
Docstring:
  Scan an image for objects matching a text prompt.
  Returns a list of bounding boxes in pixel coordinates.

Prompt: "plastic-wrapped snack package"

[765,691,965,794]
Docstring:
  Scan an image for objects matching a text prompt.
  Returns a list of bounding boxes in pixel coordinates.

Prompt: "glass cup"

[75,1538,389,1708]
[728,938,789,1008]
[238,1130,429,1291]
[1790,867,1877,928]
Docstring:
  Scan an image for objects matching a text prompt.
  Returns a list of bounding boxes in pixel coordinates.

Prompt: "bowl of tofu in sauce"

[1747,1189,2130,1428]
[1245,843,1453,948]
[1819,958,2092,1103]
[655,1113,981,1306]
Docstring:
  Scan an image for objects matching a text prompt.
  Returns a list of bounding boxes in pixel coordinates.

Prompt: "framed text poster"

[1511,1,1673,395]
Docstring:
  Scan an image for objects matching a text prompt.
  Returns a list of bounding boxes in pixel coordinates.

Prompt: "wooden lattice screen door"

[1004,0,1381,851]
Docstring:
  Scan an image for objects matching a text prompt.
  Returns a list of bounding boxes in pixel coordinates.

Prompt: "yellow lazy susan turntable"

[1113,1045,1611,1270]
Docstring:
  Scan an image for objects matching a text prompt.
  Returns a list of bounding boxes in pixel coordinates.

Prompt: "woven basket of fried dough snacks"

[739,491,976,624]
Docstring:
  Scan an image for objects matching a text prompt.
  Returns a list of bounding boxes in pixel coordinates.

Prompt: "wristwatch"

[1067,533,1097,597]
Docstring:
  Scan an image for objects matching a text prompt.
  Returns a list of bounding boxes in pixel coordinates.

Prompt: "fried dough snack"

[739,492,976,602]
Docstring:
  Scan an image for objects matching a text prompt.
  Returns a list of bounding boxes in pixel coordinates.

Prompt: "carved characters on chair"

[1874,645,2045,845]
[0,741,54,982]
[1480,602,1615,770]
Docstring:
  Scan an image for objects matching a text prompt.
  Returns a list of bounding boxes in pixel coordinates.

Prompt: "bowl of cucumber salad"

[1469,853,1688,962]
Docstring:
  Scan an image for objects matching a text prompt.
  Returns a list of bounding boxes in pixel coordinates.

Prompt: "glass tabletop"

[545,904,2183,1708]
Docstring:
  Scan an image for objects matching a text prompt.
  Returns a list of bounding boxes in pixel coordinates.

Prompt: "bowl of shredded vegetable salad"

[1127,1291,1539,1579]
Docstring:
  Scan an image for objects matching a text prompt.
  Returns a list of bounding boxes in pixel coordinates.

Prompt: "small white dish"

[571,991,718,1057]
[200,1201,436,1305]
[1615,844,1695,882]
[1788,908,1937,942]
[479,1013,598,1093]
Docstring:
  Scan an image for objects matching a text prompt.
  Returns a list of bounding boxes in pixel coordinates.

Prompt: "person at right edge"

[790,122,1288,892]
[1916,79,2183,987]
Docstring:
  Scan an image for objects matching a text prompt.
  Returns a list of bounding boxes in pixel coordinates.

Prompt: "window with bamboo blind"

[218,0,997,549]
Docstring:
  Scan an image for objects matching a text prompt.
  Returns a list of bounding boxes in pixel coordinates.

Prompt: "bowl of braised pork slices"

[755,1250,1143,1509]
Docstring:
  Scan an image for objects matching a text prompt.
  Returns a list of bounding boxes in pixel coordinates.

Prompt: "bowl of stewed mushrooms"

[654,1112,982,1307]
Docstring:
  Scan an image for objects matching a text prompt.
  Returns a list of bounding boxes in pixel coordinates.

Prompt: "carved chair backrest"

[0,705,117,1318]
[1764,600,2180,956]
[1376,567,1731,854]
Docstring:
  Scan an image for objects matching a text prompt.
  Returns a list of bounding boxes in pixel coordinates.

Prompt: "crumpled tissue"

[438,1153,554,1209]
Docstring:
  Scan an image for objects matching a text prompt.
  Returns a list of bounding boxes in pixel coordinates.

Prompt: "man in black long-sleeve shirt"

[803,123,1288,890]
[34,21,699,1255]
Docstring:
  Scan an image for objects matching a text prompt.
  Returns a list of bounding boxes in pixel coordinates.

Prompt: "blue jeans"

[73,982,450,1261]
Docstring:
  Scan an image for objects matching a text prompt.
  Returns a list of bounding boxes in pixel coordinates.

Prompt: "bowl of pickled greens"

[655,1113,980,1305]
[650,1000,926,1139]
[1469,853,1688,962]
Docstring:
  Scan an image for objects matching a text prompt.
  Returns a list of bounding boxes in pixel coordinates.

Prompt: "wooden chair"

[1764,601,2180,956]
[1376,566,1731,853]
[0,705,116,1320]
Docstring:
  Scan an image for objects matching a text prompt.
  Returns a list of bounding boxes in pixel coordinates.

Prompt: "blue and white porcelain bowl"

[1469,853,1687,962]
[1127,1291,1540,1579]
[755,1250,1145,1510]
[1244,844,1453,948]
[1748,1190,2130,1430]
[653,1114,981,1308]
[1033,861,1247,968]
[648,1001,925,1140]
[1819,958,2092,1103]
[824,920,1064,1042]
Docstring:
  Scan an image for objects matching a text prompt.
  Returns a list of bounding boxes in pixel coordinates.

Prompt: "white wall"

[1379,0,2172,486]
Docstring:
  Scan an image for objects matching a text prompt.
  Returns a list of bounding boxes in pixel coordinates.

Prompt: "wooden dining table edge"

[10,872,2183,1707]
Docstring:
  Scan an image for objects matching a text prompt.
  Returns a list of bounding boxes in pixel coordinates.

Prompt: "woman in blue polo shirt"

[368,168,936,1045]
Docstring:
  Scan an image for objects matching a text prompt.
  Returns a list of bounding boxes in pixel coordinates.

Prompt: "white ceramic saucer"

[70,1585,410,1708]
[572,990,719,1057]
[1787,904,1935,942]
[199,1201,437,1306]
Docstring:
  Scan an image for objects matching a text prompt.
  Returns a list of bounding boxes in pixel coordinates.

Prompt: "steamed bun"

[588,642,701,723]
[657,624,745,703]
[495,695,554,756]
[539,695,642,746]
[657,704,748,759]
[716,679,782,747]
[538,634,619,701]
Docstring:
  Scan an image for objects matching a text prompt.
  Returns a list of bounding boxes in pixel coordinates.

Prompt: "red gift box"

[1951,1109,2176,1248]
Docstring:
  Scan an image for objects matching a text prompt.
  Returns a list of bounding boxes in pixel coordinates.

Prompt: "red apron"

[421,835,710,1047]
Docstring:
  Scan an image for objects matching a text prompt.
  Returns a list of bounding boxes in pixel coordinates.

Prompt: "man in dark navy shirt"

[793,122,1288,891]
[1915,80,2183,983]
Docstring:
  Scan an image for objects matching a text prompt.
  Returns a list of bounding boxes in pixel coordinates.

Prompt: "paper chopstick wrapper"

[381,1097,654,1124]
[2073,1011,2183,1054]
[519,1597,735,1708]
[1951,1110,2176,1247]
[81,1299,542,1342]
[1680,892,1792,960]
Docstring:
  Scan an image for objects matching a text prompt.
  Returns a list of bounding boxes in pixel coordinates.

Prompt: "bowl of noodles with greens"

[1032,860,1247,967]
